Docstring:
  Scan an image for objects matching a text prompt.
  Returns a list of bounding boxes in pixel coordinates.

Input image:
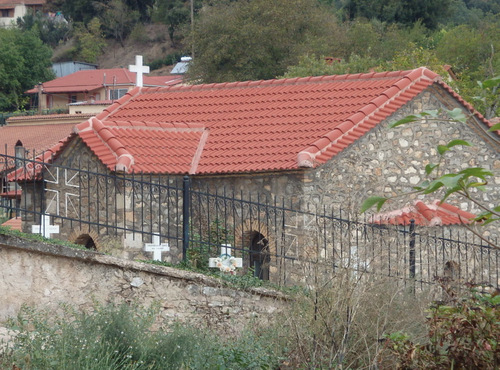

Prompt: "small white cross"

[32,214,59,238]
[129,55,150,87]
[209,244,243,272]
[144,234,170,261]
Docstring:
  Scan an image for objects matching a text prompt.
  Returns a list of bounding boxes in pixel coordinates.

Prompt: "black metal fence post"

[182,175,191,261]
[409,219,416,295]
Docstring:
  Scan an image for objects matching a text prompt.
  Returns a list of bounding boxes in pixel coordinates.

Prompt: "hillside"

[53,24,182,76]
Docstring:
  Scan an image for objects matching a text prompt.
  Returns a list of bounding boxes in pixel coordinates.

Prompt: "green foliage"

[382,286,500,368]
[187,218,234,271]
[0,28,54,112]
[361,103,500,247]
[17,10,70,47]
[186,0,342,83]
[152,0,202,44]
[0,225,86,250]
[73,18,107,63]
[148,52,184,70]
[342,0,452,29]
[97,0,140,45]
[1,302,284,369]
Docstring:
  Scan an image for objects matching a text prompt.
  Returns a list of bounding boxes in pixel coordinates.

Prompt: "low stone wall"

[0,234,286,333]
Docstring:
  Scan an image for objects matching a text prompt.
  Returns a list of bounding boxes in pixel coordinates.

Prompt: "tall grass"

[0,303,284,369]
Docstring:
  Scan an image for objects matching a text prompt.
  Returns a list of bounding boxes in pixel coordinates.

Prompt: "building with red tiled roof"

[0,0,44,28]
[25,68,183,113]
[9,67,500,264]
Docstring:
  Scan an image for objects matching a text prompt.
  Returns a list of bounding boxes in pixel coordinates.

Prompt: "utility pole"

[191,0,194,58]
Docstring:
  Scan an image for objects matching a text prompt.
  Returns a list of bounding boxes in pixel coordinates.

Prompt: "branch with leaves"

[361,94,500,249]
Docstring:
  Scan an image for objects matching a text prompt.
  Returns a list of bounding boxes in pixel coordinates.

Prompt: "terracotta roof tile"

[371,200,476,226]
[32,67,494,175]
[25,69,182,94]
[1,217,22,231]
[0,122,75,169]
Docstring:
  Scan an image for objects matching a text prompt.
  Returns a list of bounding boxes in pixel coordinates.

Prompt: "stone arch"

[235,220,275,280]
[68,229,101,251]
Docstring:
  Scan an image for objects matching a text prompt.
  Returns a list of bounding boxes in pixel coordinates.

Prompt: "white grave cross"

[129,55,150,87]
[144,234,170,261]
[209,244,243,273]
[32,214,59,238]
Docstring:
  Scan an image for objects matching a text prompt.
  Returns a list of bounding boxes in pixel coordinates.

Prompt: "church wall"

[300,86,499,237]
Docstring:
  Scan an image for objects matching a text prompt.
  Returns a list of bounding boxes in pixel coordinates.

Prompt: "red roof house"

[26,68,183,113]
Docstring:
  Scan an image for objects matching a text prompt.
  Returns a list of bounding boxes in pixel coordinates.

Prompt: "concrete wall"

[0,233,285,331]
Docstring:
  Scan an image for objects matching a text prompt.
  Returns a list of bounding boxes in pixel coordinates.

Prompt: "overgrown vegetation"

[0,302,284,369]
[381,283,500,369]
[0,225,87,250]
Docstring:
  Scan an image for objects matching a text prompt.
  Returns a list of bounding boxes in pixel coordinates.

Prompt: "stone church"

[9,67,500,285]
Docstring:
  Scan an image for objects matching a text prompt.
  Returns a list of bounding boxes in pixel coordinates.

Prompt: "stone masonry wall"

[303,86,500,237]
[0,233,285,334]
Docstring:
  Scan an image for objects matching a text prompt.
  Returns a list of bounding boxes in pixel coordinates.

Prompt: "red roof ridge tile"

[135,68,430,97]
[76,117,134,173]
[371,199,475,226]
[96,86,142,121]
[189,129,210,174]
[297,67,440,168]
[103,120,206,131]
[8,135,74,181]
[436,80,500,137]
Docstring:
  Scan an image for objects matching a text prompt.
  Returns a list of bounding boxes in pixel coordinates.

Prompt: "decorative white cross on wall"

[129,55,150,87]
[32,214,59,239]
[144,234,170,261]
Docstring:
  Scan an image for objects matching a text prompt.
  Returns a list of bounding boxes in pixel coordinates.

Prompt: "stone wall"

[302,86,500,236]
[0,233,286,333]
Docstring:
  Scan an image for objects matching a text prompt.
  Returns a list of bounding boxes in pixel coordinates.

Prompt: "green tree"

[73,18,107,63]
[343,0,452,29]
[186,0,342,83]
[152,0,201,45]
[0,29,54,112]
[435,22,500,118]
[98,0,140,46]
[17,10,70,47]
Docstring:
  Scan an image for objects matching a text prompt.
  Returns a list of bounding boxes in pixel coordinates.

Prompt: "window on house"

[69,95,78,103]
[109,89,128,100]
[1,9,14,17]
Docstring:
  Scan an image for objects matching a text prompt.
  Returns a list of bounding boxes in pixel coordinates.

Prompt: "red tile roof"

[25,68,183,94]
[28,67,497,175]
[7,136,71,181]
[0,122,75,170]
[75,117,207,174]
[1,217,22,231]
[370,200,476,226]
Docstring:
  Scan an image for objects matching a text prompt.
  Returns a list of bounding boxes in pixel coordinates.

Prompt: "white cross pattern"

[32,214,59,239]
[129,55,150,87]
[144,234,170,261]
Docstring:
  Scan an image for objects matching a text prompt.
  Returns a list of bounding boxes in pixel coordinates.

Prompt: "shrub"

[381,284,500,369]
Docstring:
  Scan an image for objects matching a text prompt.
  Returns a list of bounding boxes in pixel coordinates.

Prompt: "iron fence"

[1,151,498,289]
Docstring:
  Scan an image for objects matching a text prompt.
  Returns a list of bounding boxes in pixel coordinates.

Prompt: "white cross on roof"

[129,55,150,87]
